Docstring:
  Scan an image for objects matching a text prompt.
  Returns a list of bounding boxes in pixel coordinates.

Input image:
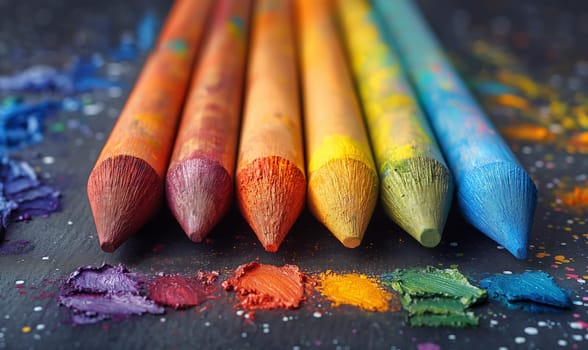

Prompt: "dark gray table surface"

[0,0,587,349]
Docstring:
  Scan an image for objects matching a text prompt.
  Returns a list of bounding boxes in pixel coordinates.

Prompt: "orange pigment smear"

[493,94,530,111]
[561,186,588,206]
[500,124,555,143]
[222,262,306,310]
[568,131,588,153]
[316,271,395,312]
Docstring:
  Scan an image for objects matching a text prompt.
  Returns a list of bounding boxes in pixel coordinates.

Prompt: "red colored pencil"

[166,0,252,242]
[87,0,212,252]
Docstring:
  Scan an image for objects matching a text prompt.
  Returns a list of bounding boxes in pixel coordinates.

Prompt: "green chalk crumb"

[382,266,486,328]
[403,296,468,315]
[382,266,486,307]
[409,312,479,327]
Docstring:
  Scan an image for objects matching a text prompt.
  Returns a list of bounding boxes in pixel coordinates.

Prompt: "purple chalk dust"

[59,264,163,325]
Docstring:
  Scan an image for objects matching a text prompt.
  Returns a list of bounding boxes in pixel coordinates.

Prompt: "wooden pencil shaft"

[236,0,305,252]
[296,0,378,248]
[166,0,252,242]
[87,0,212,252]
[375,0,537,258]
[336,0,453,247]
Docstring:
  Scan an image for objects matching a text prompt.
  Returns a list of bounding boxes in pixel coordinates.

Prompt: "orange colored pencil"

[166,0,252,242]
[236,0,305,252]
[296,0,379,247]
[87,0,212,252]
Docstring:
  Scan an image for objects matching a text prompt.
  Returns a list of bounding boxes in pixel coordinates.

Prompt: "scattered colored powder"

[500,124,555,143]
[112,10,160,61]
[0,239,33,255]
[0,99,64,152]
[493,94,530,111]
[568,131,588,153]
[0,157,61,233]
[417,342,441,350]
[222,262,306,310]
[472,80,517,96]
[136,10,160,52]
[316,271,393,312]
[148,271,218,309]
[59,264,163,325]
[0,57,118,94]
[381,266,486,327]
[479,271,572,313]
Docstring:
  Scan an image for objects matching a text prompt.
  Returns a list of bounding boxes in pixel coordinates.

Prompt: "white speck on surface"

[503,271,513,274]
[497,245,505,250]
[83,102,104,116]
[107,86,123,98]
[241,332,247,338]
[514,337,526,344]
[524,327,538,335]
[159,318,166,323]
[42,257,49,260]
[572,335,582,341]
[67,221,73,225]
[204,322,211,327]
[538,321,548,327]
[282,316,289,322]
[490,319,498,327]
[36,324,45,331]
[15,280,24,285]
[313,311,322,318]
[448,334,456,340]
[236,310,244,317]
[42,156,54,165]
[33,306,43,312]
[557,340,567,346]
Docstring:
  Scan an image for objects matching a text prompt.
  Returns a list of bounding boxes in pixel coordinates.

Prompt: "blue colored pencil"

[374,0,537,259]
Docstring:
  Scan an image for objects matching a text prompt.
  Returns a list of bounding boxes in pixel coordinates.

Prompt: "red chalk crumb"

[148,272,218,309]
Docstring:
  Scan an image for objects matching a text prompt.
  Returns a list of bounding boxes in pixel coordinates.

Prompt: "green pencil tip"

[419,228,441,248]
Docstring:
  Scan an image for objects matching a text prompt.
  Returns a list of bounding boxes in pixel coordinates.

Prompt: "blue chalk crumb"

[479,271,572,313]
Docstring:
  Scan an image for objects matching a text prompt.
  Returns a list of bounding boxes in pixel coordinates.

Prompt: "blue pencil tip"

[458,162,537,259]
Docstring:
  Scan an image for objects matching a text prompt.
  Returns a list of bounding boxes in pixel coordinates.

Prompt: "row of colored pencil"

[87,0,537,259]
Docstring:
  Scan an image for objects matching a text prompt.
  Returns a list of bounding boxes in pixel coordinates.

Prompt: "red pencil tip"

[262,241,279,253]
[166,158,233,242]
[99,241,117,253]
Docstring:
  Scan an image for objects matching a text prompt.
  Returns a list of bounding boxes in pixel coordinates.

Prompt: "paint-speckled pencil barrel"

[236,0,305,252]
[166,0,252,242]
[87,0,212,252]
[296,0,379,248]
[375,0,537,259]
[336,0,453,247]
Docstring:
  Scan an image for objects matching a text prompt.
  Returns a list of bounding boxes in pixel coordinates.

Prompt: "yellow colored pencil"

[336,0,453,247]
[236,0,305,252]
[296,0,378,248]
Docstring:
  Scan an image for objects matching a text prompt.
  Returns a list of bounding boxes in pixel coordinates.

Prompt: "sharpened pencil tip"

[166,158,233,242]
[99,240,117,253]
[237,156,306,253]
[342,236,361,248]
[88,155,164,253]
[262,242,279,253]
[419,228,441,248]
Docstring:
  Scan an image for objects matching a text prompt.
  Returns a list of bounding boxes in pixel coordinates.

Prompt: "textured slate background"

[0,0,586,349]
